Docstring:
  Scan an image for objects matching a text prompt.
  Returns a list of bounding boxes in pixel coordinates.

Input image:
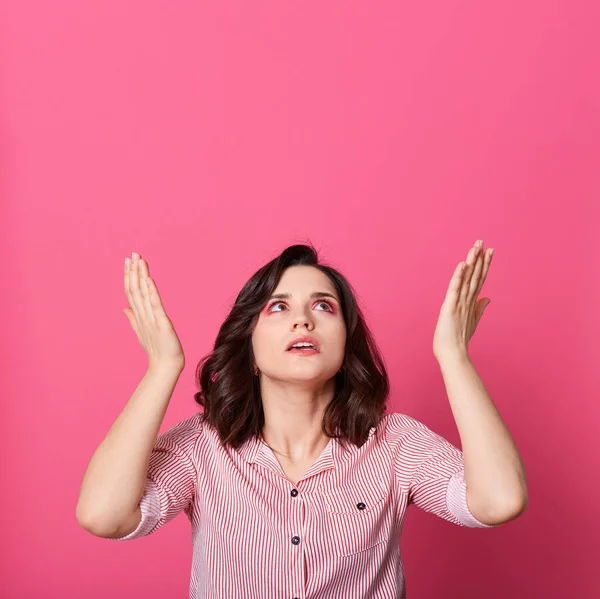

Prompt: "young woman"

[76,240,527,599]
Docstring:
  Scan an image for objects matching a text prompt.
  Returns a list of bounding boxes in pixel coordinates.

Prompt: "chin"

[276,368,336,383]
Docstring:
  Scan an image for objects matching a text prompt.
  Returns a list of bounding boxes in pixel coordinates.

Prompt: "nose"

[290,308,315,331]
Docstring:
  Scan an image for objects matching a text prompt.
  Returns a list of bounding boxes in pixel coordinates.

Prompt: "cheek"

[332,320,347,343]
[251,325,280,360]
[324,322,346,359]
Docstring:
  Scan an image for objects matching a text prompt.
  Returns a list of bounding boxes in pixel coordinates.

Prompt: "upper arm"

[387,413,496,529]
[109,413,203,541]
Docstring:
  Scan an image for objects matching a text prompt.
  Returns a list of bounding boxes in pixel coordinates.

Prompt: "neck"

[259,376,335,461]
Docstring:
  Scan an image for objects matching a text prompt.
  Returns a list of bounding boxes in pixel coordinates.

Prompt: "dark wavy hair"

[193,241,390,451]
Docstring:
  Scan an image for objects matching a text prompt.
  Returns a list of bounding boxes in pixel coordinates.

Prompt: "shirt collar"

[235,426,376,466]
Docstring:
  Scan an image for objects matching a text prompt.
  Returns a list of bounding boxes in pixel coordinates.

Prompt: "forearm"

[437,351,528,522]
[76,364,183,534]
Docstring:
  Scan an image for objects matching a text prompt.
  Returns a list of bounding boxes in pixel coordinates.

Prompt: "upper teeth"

[291,342,317,349]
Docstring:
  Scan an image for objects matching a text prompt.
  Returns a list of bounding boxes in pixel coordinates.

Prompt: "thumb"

[123,307,139,333]
[475,298,491,325]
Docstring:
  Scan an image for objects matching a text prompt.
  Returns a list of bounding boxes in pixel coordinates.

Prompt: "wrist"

[147,360,185,379]
[435,348,471,368]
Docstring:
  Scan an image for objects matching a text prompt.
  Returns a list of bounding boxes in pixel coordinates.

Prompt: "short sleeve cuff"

[110,477,162,541]
[446,469,495,528]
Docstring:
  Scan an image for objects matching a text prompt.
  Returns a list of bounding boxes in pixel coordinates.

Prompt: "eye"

[315,300,333,311]
[267,300,335,313]
[268,301,287,312]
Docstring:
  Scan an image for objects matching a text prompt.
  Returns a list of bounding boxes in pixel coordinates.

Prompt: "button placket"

[289,484,305,599]
[290,488,301,544]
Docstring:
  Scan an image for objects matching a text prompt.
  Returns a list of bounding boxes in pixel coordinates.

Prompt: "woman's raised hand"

[123,252,185,372]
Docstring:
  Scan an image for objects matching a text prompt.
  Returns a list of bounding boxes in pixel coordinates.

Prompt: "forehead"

[273,266,338,298]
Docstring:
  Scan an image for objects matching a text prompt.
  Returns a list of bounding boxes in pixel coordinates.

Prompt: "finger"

[444,261,467,308]
[128,253,145,321]
[467,247,485,304]
[122,306,140,336]
[472,248,493,301]
[124,257,137,319]
[137,258,156,323]
[459,245,479,305]
[145,276,167,317]
[123,307,148,349]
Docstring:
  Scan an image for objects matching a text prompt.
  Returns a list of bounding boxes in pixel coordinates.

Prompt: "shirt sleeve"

[387,412,495,528]
[110,412,203,541]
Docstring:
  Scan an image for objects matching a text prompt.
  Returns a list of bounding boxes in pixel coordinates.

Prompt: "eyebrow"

[269,291,339,302]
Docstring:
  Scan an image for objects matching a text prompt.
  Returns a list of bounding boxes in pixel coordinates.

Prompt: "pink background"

[2,1,598,597]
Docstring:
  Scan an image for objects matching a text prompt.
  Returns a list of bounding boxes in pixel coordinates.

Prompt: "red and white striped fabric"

[112,411,494,598]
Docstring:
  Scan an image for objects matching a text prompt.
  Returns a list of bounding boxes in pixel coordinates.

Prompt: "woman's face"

[251,266,347,384]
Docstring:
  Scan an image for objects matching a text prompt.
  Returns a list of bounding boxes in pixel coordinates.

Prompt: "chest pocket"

[322,481,389,557]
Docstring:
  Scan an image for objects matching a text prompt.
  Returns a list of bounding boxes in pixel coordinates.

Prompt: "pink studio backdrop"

[1,1,598,597]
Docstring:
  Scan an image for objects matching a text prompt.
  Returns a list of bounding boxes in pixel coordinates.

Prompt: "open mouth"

[287,342,320,354]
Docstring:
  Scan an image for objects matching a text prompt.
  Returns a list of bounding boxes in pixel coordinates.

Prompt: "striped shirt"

[112,411,494,598]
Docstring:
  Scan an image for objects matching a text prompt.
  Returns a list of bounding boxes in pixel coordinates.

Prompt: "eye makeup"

[263,296,338,315]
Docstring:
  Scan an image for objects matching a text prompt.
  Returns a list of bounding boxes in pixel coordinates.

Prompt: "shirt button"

[357,502,366,510]
[291,535,301,545]
[291,489,299,497]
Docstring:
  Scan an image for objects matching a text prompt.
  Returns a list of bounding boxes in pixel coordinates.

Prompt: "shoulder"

[378,411,439,451]
[380,411,430,436]
[162,411,205,436]
[155,411,206,454]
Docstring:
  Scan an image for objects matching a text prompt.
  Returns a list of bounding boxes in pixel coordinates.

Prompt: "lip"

[286,335,321,351]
